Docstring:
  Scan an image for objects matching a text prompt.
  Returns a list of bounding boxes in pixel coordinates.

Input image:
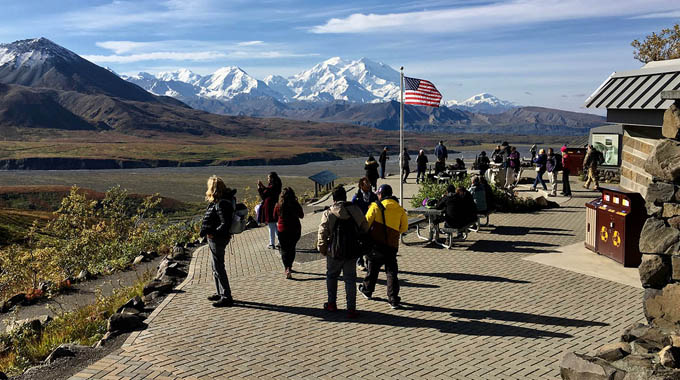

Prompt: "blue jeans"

[267,222,278,246]
[533,170,547,190]
[326,256,357,311]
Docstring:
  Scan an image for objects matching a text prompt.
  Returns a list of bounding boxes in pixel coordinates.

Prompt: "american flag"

[404,76,442,107]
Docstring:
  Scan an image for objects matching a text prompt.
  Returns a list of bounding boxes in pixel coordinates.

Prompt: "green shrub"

[410,177,472,208]
[0,186,196,301]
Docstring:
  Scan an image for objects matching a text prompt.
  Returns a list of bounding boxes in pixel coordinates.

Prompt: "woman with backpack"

[273,187,304,279]
[200,176,236,307]
[258,172,282,249]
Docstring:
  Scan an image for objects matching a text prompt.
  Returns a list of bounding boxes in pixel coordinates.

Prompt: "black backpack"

[329,215,361,260]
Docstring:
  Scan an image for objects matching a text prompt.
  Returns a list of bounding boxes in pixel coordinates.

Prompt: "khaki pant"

[548,171,558,195]
[585,167,599,189]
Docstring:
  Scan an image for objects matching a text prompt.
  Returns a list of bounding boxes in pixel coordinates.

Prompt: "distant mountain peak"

[0,37,80,68]
[446,93,516,114]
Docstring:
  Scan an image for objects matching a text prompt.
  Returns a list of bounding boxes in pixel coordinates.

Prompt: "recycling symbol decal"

[612,230,621,247]
[600,226,609,242]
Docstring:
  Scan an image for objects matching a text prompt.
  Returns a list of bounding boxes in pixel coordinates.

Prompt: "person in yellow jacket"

[358,184,408,309]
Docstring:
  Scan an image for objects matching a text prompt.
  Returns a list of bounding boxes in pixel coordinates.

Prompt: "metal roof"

[585,58,680,110]
[308,170,337,186]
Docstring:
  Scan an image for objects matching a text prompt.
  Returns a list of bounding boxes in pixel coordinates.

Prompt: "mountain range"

[0,37,607,143]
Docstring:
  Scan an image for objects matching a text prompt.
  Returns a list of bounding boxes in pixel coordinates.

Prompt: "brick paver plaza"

[71,178,645,380]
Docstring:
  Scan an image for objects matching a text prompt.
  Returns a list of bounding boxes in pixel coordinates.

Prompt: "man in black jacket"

[379,147,389,179]
[436,185,477,232]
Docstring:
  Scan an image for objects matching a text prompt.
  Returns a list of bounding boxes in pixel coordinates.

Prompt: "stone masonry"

[561,100,680,379]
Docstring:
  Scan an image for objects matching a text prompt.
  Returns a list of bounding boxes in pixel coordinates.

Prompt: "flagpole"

[399,67,404,207]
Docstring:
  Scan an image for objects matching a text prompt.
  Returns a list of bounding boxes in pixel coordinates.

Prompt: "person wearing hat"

[379,147,389,179]
[358,184,408,309]
[200,175,237,307]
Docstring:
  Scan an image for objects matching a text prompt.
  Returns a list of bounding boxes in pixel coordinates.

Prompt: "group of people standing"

[199,171,408,317]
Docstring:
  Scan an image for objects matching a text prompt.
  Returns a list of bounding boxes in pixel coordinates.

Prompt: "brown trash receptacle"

[594,186,646,267]
[564,147,586,176]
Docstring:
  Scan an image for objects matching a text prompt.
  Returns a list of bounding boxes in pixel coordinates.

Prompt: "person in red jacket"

[258,172,282,249]
[273,187,304,279]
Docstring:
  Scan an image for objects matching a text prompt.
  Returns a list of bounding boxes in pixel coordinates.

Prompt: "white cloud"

[311,0,679,34]
[82,51,229,63]
[631,10,680,19]
[236,41,264,46]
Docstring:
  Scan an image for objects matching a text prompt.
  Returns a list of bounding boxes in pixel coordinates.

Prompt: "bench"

[436,220,479,249]
[401,215,427,245]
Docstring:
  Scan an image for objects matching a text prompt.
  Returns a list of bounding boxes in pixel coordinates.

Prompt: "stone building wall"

[621,126,663,198]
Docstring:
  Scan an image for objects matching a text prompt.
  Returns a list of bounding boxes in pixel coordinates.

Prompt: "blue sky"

[1,0,679,113]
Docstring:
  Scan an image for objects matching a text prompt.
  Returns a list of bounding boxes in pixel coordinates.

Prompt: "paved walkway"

[70,176,644,380]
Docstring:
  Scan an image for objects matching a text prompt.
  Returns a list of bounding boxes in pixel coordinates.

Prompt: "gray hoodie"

[317,201,369,256]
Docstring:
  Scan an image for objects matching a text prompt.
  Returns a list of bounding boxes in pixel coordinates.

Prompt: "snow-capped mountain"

[0,37,155,102]
[446,93,516,114]
[286,57,400,103]
[124,66,278,101]
[121,57,401,104]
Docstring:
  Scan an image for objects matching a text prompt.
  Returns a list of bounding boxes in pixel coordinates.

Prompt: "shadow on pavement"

[400,271,530,284]
[236,300,573,338]
[467,240,559,254]
[489,226,573,237]
[448,308,608,327]
[288,271,439,288]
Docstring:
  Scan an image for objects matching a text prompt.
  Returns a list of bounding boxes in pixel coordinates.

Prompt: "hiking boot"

[358,284,372,300]
[267,244,274,249]
[323,302,337,312]
[212,297,234,307]
[389,297,401,309]
[346,309,359,319]
[207,294,221,301]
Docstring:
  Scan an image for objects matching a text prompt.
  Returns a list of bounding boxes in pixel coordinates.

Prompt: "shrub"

[0,186,196,302]
[410,177,471,208]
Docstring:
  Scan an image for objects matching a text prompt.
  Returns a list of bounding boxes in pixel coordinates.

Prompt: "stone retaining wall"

[561,102,680,379]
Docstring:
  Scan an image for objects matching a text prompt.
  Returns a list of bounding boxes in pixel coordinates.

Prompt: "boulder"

[644,139,680,183]
[596,342,631,361]
[664,204,680,219]
[669,242,680,256]
[643,284,680,330]
[5,315,51,334]
[107,312,144,333]
[659,346,680,368]
[44,344,86,364]
[142,279,174,296]
[647,182,677,205]
[143,291,161,303]
[120,296,144,311]
[132,255,144,265]
[632,339,663,355]
[663,103,680,140]
[639,254,671,289]
[1,293,26,313]
[560,352,627,380]
[621,323,650,342]
[640,218,680,255]
[158,263,187,281]
[170,245,185,259]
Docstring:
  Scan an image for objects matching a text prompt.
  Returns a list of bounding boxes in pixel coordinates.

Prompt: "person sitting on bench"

[468,176,487,215]
[436,185,478,236]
